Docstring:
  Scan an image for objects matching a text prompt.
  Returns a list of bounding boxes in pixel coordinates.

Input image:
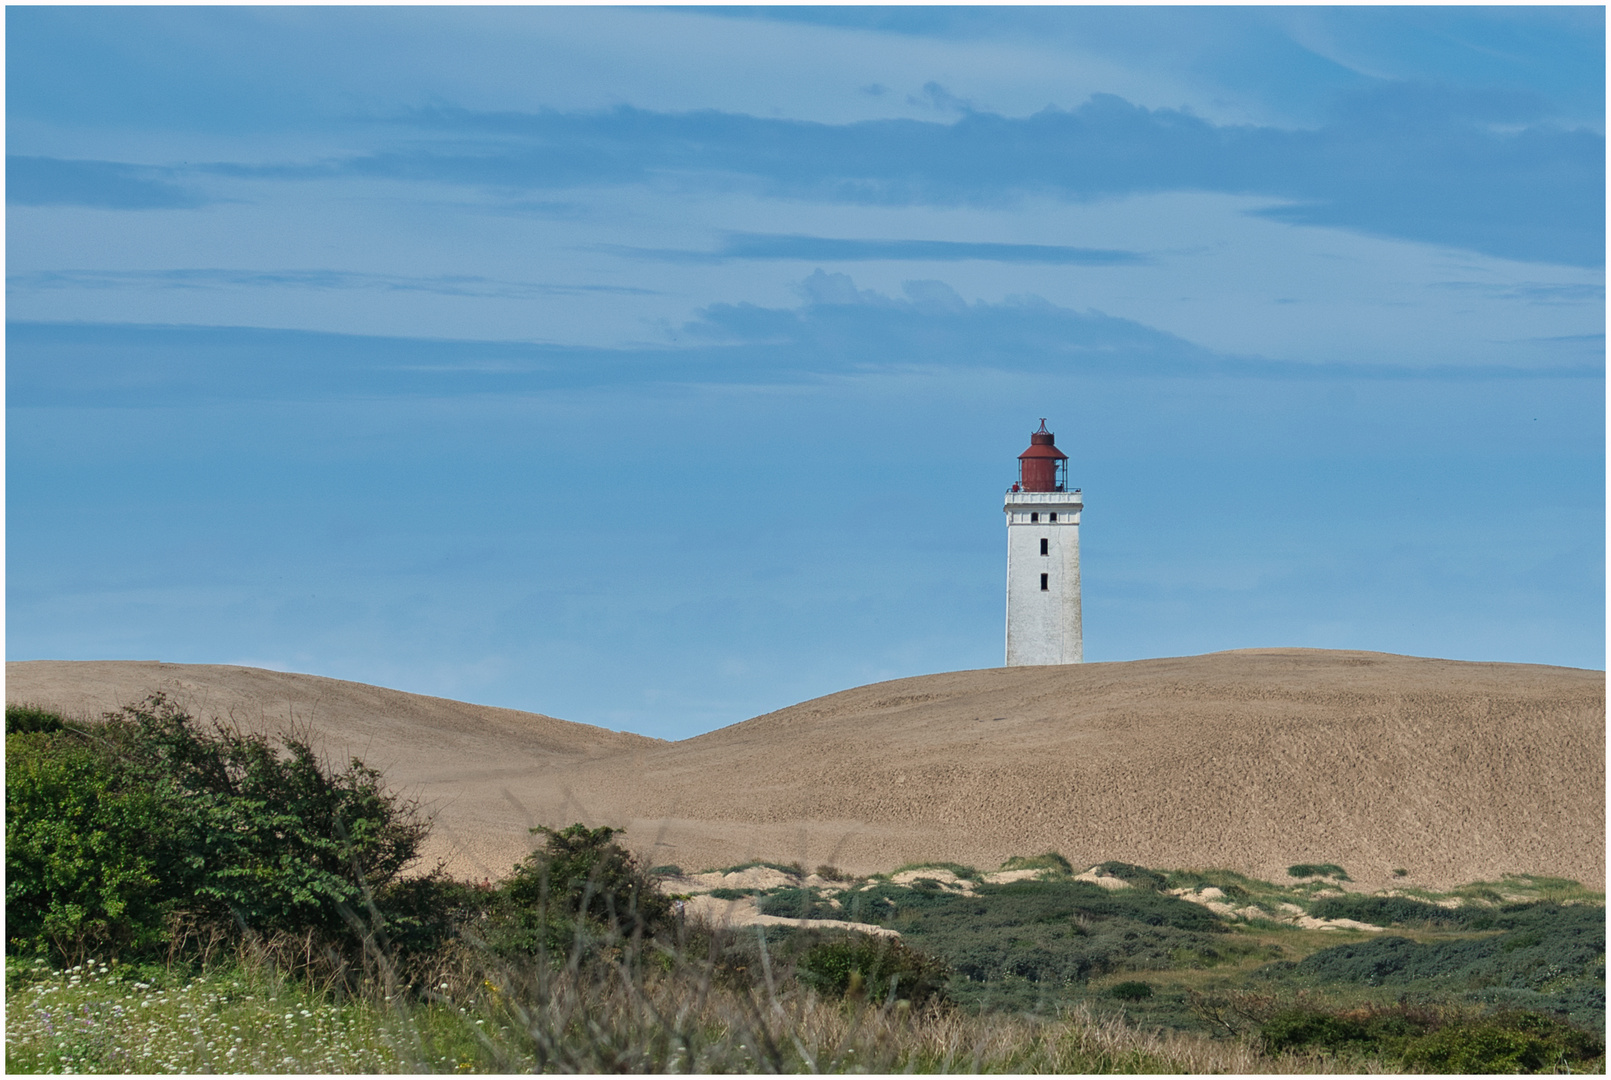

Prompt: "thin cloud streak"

[599,233,1150,266]
[7,268,658,299]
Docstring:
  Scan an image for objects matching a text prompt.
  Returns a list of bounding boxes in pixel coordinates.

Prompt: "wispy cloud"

[330,88,1604,266]
[599,233,1149,266]
[11,272,1592,409]
[32,83,1599,265]
[7,156,206,210]
[1427,281,1604,305]
[6,268,656,299]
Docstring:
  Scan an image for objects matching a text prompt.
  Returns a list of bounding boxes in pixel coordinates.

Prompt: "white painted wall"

[1004,491,1083,666]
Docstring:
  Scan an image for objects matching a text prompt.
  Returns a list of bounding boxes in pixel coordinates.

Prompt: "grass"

[3,949,1388,1074]
[8,853,1603,1073]
[4,960,438,1073]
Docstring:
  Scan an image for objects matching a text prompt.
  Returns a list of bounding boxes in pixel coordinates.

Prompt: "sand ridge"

[6,650,1604,891]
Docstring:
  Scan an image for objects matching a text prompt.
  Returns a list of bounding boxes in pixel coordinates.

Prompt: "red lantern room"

[1016,419,1068,492]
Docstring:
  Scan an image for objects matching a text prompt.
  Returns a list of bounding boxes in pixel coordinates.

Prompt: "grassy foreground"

[7,950,1373,1074]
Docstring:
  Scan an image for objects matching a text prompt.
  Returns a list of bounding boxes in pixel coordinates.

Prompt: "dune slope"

[7,650,1603,890]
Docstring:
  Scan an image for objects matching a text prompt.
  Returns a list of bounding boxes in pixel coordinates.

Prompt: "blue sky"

[7,6,1604,738]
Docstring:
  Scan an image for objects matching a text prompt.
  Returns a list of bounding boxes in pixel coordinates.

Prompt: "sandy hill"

[7,650,1604,891]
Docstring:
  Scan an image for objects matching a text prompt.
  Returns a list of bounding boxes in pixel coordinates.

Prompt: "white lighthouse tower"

[1005,420,1083,666]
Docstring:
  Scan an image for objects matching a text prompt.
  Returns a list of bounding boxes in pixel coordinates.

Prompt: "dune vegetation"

[6,698,1605,1074]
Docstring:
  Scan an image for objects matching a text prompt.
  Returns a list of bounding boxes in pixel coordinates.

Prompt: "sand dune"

[7,650,1603,891]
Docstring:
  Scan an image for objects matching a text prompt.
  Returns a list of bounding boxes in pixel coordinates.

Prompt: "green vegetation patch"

[6,695,427,970]
[794,935,950,1005]
[757,887,840,919]
[1259,1002,1604,1073]
[6,704,67,735]
[1262,902,1605,1028]
[1287,863,1351,881]
[1000,852,1073,875]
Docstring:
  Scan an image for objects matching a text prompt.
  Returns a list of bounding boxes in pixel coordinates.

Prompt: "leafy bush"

[6,727,178,961]
[814,864,850,882]
[757,888,839,920]
[1287,863,1350,881]
[7,695,429,969]
[1259,1003,1603,1072]
[6,703,66,735]
[1109,980,1154,1001]
[1259,1007,1381,1056]
[491,824,671,956]
[795,935,949,1005]
[1399,1011,1604,1073]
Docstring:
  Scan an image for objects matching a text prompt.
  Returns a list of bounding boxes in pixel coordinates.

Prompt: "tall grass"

[7,929,1383,1074]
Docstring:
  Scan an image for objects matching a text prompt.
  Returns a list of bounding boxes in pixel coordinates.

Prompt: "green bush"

[795,935,949,1005]
[6,703,66,735]
[492,824,670,956]
[1109,980,1154,1001]
[757,888,840,920]
[1260,1003,1604,1072]
[1259,1007,1379,1056]
[6,728,177,962]
[1399,1012,1604,1073]
[7,695,429,969]
[1287,863,1350,881]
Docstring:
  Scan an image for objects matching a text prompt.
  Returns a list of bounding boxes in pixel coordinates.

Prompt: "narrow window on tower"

[1030,512,1039,522]
[1040,572,1049,591]
[1040,538,1049,556]
[1049,512,1058,522]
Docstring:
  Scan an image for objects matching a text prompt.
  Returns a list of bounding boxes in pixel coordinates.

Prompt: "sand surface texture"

[8,650,1603,891]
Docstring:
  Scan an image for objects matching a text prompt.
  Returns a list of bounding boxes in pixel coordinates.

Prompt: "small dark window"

[1049,512,1058,522]
[1030,512,1039,522]
[1040,572,1049,591]
[1040,538,1049,556]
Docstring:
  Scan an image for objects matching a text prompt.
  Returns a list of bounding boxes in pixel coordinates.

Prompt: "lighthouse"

[1004,420,1083,665]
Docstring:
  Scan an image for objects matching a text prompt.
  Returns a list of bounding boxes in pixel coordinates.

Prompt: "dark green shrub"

[1259,1007,1377,1056]
[708,887,758,901]
[6,695,429,969]
[6,704,66,735]
[815,865,850,882]
[494,823,670,956]
[758,888,839,920]
[649,865,682,877]
[1287,863,1350,881]
[1400,1012,1604,1073]
[796,935,949,1005]
[1109,980,1154,1001]
[1271,903,1605,1028]
[1307,894,1464,928]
